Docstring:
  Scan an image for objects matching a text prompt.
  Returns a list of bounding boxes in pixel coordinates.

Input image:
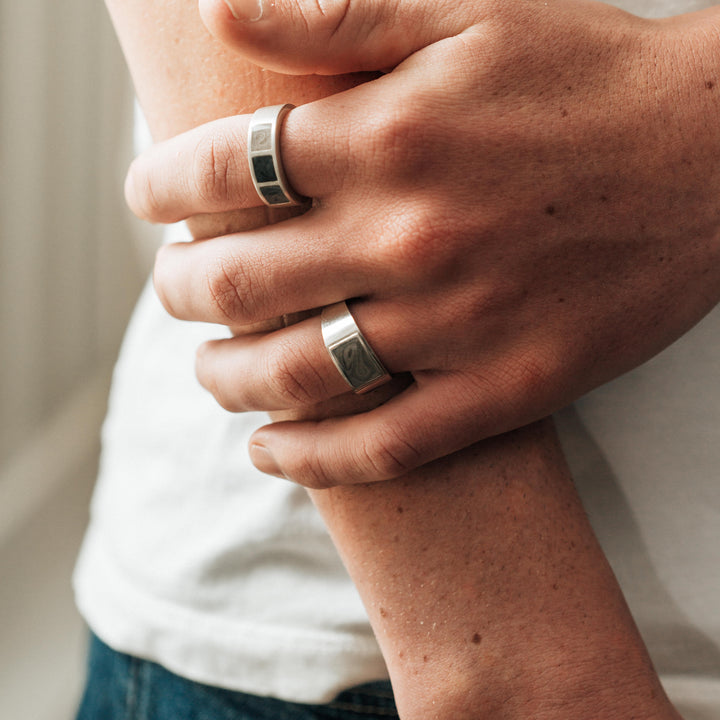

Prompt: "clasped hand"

[126,0,720,487]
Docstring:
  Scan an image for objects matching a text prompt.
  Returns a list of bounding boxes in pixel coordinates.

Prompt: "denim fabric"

[75,634,398,720]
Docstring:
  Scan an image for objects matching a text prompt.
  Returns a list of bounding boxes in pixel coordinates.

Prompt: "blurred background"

[0,1,156,716]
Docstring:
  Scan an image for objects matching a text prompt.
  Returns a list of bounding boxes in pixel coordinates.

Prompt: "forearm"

[309,420,680,720]
[106,1,679,717]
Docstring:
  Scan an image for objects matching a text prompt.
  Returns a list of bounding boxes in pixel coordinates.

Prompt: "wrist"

[391,635,679,720]
[326,426,680,720]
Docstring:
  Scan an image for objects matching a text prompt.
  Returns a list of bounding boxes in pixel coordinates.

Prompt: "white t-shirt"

[74,238,386,702]
[74,1,720,713]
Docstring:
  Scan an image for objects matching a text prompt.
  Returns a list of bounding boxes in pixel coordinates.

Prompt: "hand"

[127,0,720,488]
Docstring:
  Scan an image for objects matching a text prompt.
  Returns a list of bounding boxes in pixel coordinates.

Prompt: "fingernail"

[250,443,286,479]
[223,0,263,21]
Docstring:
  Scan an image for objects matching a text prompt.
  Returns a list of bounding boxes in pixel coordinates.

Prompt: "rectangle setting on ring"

[247,104,304,207]
[326,333,389,392]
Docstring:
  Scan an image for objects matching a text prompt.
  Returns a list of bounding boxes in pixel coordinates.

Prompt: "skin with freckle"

[129,0,720,490]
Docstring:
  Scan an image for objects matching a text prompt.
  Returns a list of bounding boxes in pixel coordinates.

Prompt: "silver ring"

[321,301,391,394]
[247,104,305,207]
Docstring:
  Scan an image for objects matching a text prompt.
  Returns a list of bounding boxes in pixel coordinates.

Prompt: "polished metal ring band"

[247,104,304,207]
[321,301,391,394]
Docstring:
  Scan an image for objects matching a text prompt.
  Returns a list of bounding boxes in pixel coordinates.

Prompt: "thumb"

[199,0,480,75]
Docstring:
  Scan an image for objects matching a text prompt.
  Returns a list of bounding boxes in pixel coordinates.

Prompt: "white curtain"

[0,0,145,471]
[0,3,150,716]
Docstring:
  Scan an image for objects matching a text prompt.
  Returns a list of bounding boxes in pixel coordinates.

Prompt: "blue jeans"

[75,634,398,720]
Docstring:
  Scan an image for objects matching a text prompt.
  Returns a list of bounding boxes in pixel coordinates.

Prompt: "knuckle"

[356,423,422,482]
[382,207,438,268]
[285,451,337,490]
[288,0,327,34]
[511,357,548,402]
[191,131,237,206]
[517,348,557,397]
[264,339,327,406]
[322,0,352,40]
[284,0,357,73]
[372,201,466,286]
[499,346,560,417]
[204,253,257,324]
[355,104,428,184]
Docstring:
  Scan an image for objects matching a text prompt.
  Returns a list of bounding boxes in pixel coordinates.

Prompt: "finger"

[196,316,354,412]
[195,300,421,412]
[246,368,553,488]
[153,212,372,326]
[125,116,256,223]
[125,54,458,226]
[245,375,483,487]
[200,0,483,75]
[124,95,361,224]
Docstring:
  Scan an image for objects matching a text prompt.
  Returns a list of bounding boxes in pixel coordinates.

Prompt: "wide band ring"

[321,301,391,394]
[247,104,305,207]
